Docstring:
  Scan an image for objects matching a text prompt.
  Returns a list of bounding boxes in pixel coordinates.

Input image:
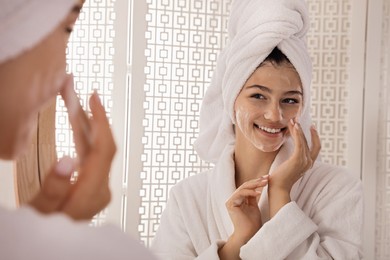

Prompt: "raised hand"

[219,175,268,260]
[29,74,116,220]
[268,118,321,218]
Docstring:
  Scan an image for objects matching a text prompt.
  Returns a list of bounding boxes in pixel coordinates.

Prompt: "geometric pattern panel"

[140,0,352,246]
[376,0,390,258]
[307,0,351,166]
[55,0,116,227]
[140,0,231,246]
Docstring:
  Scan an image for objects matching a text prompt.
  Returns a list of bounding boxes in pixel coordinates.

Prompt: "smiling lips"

[254,124,286,134]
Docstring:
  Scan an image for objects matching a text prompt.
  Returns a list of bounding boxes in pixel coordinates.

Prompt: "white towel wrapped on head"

[0,0,76,64]
[194,0,313,167]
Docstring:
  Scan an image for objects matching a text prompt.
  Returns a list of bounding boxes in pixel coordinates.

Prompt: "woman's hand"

[268,119,321,218]
[218,176,268,260]
[29,75,116,220]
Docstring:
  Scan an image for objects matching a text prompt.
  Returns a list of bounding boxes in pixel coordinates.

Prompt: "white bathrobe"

[151,144,363,260]
[0,205,156,259]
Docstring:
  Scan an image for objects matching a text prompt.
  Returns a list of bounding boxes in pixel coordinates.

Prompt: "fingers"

[89,91,116,159]
[83,92,117,179]
[236,175,269,191]
[288,119,309,155]
[33,78,116,220]
[59,92,116,220]
[226,177,268,208]
[288,119,322,171]
[89,91,110,127]
[60,74,92,161]
[29,157,77,214]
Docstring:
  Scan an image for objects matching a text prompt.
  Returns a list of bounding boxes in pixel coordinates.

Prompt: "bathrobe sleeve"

[151,181,225,260]
[240,167,363,260]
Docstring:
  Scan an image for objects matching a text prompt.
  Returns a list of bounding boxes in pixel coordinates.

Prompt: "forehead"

[245,63,302,91]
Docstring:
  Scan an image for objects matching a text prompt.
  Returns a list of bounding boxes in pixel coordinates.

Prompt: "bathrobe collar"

[207,142,304,238]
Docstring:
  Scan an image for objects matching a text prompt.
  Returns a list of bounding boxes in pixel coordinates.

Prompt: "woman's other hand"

[219,176,268,260]
[29,75,116,220]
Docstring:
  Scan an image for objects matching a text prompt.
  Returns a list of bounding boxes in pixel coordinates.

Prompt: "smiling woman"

[0,0,155,259]
[150,0,363,259]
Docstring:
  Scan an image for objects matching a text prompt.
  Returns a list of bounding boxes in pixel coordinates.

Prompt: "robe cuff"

[196,240,225,259]
[240,201,317,260]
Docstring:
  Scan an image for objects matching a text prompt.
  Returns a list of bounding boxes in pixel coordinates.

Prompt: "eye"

[282,98,299,104]
[65,27,73,34]
[251,93,265,99]
[64,4,82,34]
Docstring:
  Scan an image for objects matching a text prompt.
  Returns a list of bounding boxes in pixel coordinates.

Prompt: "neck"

[234,133,278,188]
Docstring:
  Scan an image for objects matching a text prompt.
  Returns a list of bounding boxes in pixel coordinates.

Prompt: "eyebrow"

[247,84,303,96]
[72,5,82,14]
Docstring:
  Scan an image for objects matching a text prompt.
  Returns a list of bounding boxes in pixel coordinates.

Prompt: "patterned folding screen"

[55,0,390,255]
[139,0,230,245]
[376,0,390,258]
[139,0,352,246]
[307,0,350,166]
[56,0,115,227]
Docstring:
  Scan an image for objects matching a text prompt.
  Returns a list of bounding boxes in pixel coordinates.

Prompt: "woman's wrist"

[218,233,246,260]
[268,186,291,218]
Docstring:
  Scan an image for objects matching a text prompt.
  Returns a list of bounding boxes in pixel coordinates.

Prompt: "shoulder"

[304,161,362,201]
[170,169,212,196]
[165,169,213,216]
[309,161,361,186]
[0,206,155,260]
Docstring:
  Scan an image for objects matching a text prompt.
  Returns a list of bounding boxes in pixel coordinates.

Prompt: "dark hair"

[258,47,292,68]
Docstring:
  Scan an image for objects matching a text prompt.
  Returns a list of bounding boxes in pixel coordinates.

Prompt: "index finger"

[288,118,310,154]
[60,74,92,161]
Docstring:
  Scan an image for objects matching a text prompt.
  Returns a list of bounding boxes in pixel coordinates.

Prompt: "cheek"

[283,106,302,120]
[234,102,260,128]
[0,108,38,159]
[235,105,250,130]
[40,33,68,95]
[38,55,67,102]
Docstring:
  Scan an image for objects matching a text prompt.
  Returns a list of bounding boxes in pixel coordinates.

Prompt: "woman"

[151,0,362,259]
[0,0,155,259]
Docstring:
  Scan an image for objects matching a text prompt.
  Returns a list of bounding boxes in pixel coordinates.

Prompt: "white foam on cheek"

[235,106,251,134]
[236,105,268,151]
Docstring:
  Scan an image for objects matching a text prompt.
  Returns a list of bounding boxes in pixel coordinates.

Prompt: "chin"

[256,145,282,153]
[254,139,285,153]
[3,137,31,160]
[0,141,25,160]
[5,120,37,160]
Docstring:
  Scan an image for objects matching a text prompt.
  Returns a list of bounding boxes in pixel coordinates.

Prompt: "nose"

[264,102,283,122]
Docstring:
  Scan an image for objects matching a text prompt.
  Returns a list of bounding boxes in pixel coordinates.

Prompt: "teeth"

[258,125,282,134]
